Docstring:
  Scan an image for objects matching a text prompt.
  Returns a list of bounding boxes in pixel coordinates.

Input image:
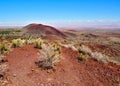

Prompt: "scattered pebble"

[31,69,34,71]
[13,74,17,77]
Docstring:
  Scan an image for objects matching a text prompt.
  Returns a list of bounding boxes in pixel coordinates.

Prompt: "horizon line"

[0,20,120,28]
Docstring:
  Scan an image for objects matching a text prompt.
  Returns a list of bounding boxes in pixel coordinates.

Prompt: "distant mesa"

[23,23,67,38]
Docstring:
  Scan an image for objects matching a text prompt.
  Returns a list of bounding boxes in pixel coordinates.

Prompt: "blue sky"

[0,0,120,26]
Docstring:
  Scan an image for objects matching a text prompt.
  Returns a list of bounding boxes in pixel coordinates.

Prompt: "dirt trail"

[6,45,39,86]
[4,45,120,86]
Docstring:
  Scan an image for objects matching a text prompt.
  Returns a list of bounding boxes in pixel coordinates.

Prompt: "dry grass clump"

[24,37,39,45]
[36,42,61,69]
[79,44,92,55]
[51,42,61,55]
[24,39,35,45]
[0,41,11,54]
[77,44,109,63]
[76,44,91,61]
[59,43,78,51]
[12,39,24,48]
[77,44,116,64]
[91,52,108,63]
[34,39,44,49]
[78,50,88,61]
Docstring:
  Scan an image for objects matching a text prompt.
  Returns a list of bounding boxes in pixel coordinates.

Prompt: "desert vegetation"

[36,42,61,69]
[0,24,119,86]
[0,37,62,69]
[0,41,11,55]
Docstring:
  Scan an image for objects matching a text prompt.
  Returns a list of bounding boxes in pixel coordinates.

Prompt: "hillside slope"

[23,24,66,38]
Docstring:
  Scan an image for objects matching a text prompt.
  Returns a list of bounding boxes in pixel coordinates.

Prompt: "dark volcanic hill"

[23,23,66,38]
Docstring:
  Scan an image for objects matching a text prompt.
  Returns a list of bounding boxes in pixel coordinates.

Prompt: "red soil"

[6,45,39,86]
[4,45,120,86]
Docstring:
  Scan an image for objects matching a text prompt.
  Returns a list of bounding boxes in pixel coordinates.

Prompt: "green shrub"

[0,41,10,54]
[24,39,29,45]
[78,53,88,61]
[12,39,23,48]
[51,42,61,54]
[0,31,11,34]
[34,39,43,49]
[78,50,88,61]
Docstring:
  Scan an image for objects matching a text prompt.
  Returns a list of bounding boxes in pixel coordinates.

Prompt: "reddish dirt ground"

[4,45,120,86]
[42,35,63,41]
[5,45,39,86]
[85,43,120,57]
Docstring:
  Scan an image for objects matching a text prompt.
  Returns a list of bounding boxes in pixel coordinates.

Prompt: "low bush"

[36,43,61,69]
[34,39,44,49]
[78,50,88,61]
[0,41,11,54]
[51,42,61,54]
[12,39,23,48]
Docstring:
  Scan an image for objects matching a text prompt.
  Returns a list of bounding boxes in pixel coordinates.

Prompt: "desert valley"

[0,23,120,86]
